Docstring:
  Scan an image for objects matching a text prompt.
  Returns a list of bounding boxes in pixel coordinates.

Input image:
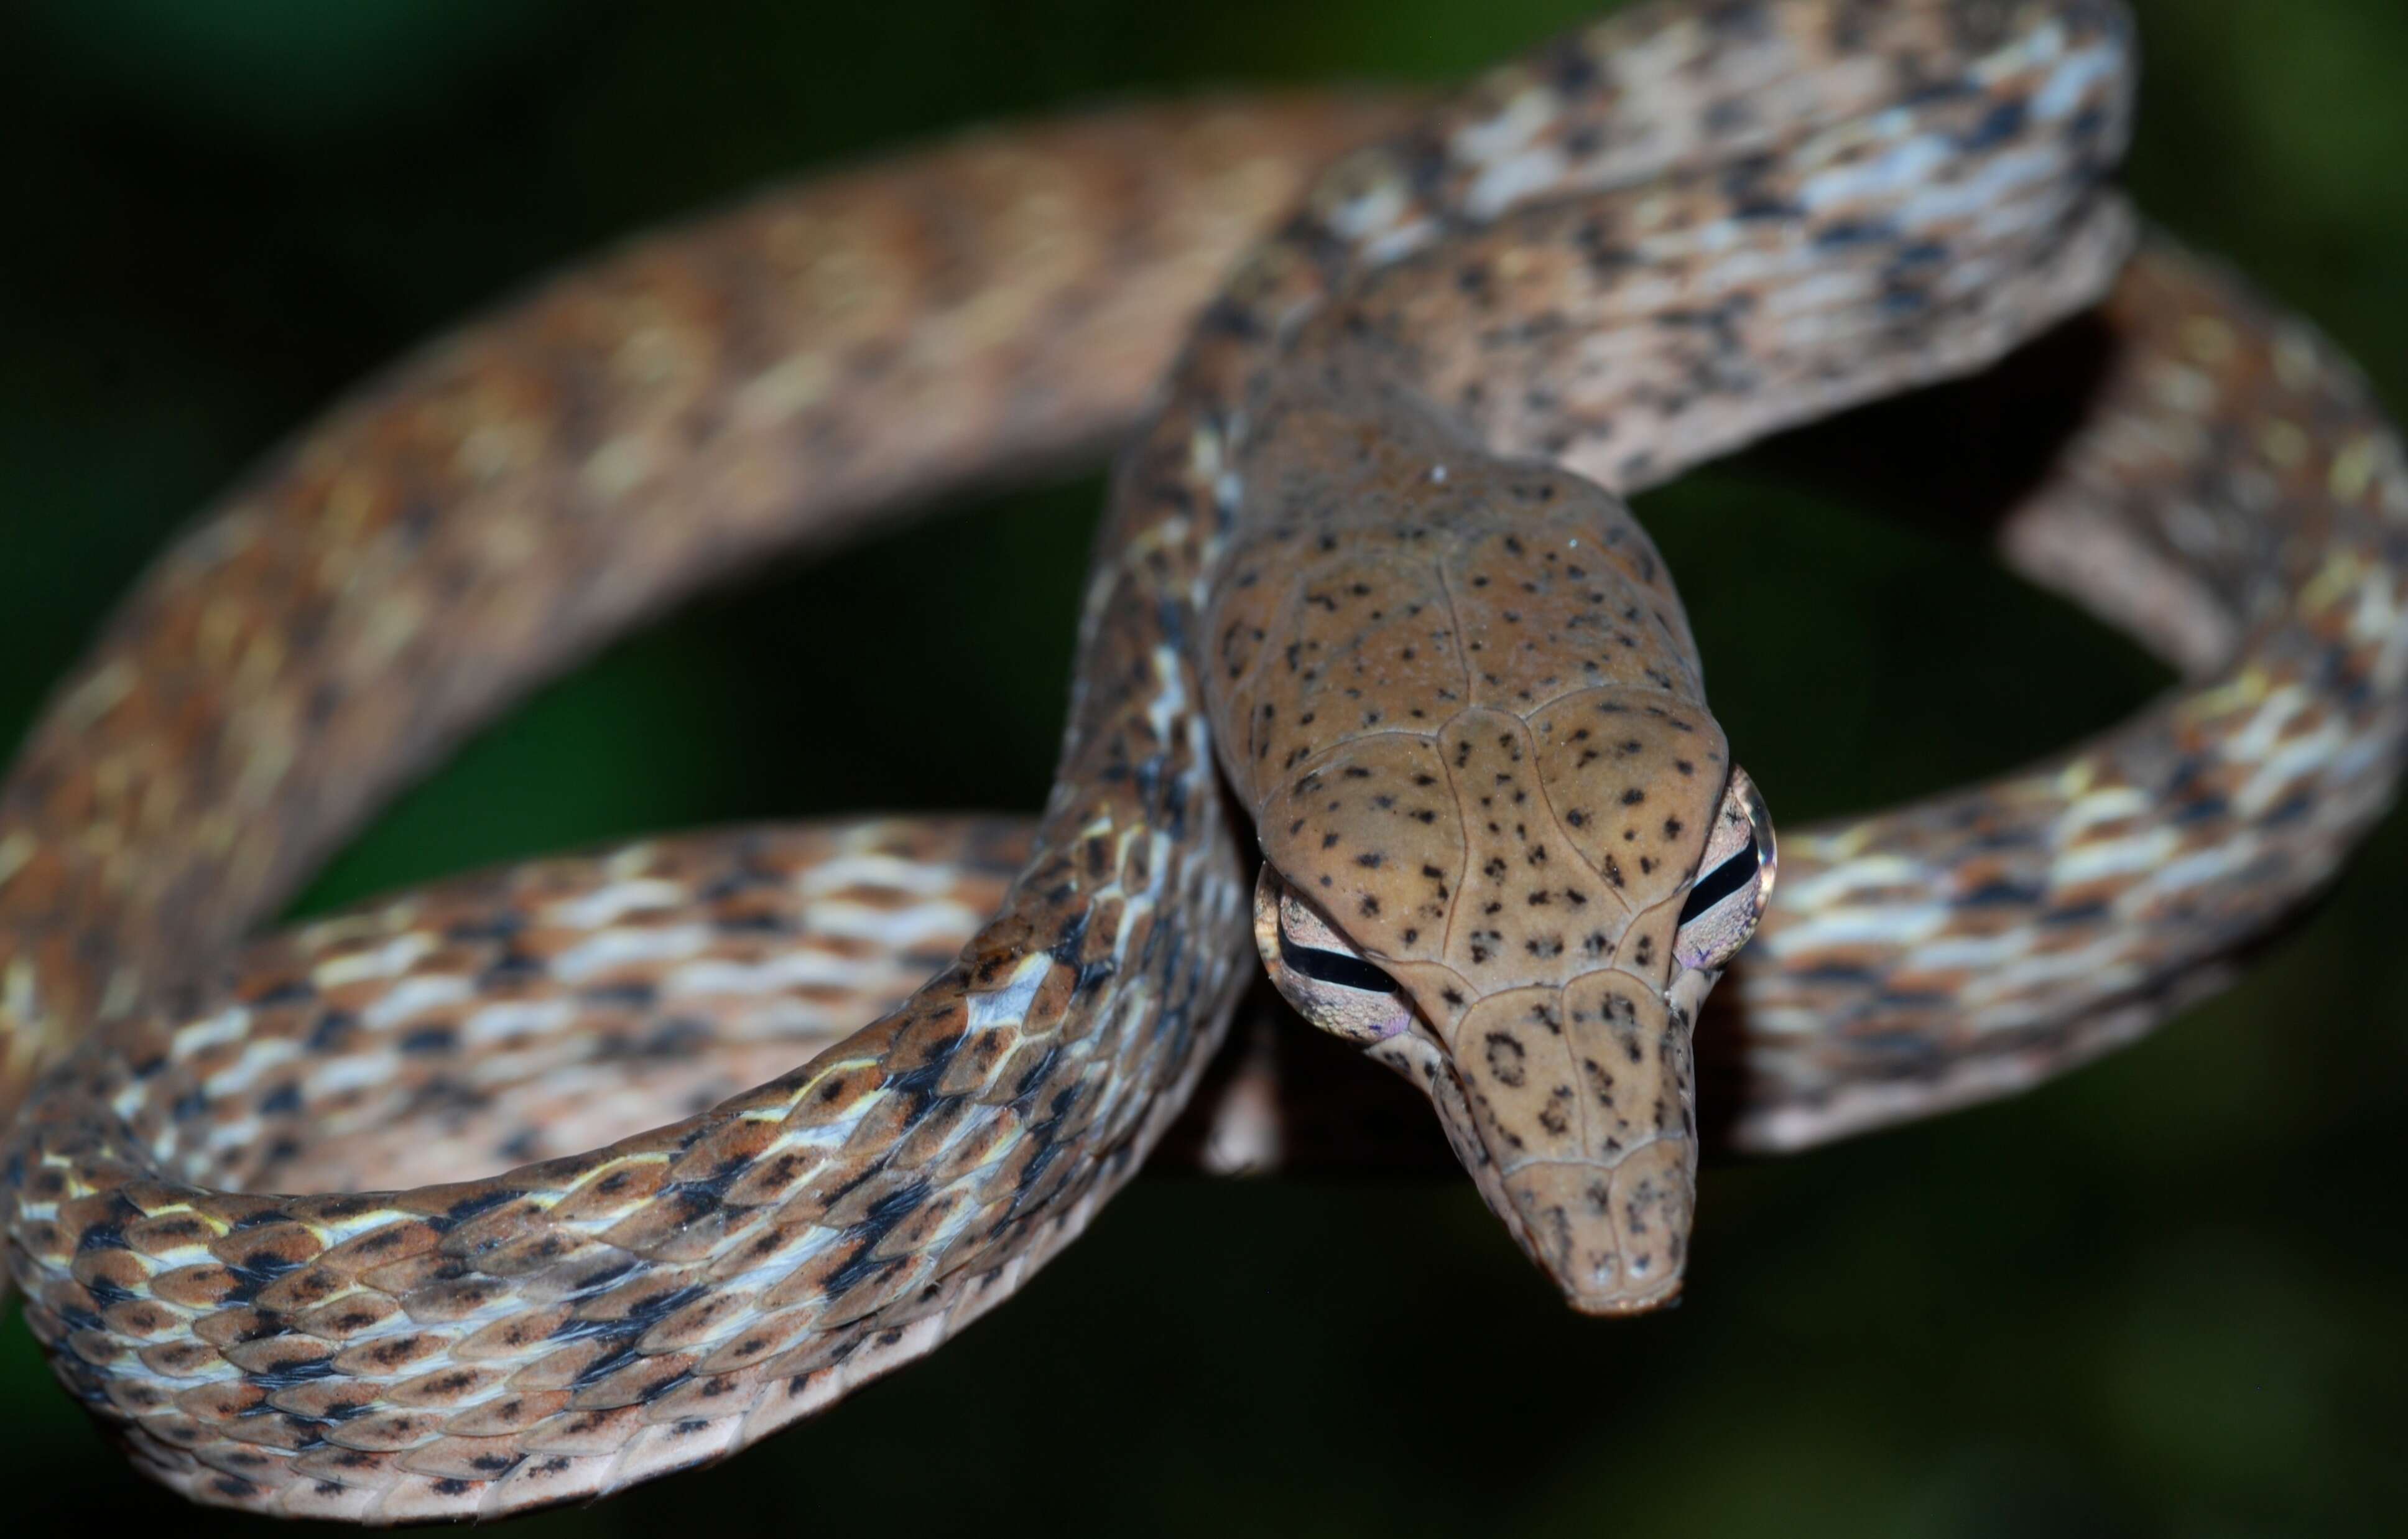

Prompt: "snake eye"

[1278,929,1399,994]
[1251,865,1414,1045]
[1672,766,1775,972]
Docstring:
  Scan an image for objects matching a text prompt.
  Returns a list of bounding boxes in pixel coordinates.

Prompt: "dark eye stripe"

[1278,929,1399,993]
[1678,843,1759,926]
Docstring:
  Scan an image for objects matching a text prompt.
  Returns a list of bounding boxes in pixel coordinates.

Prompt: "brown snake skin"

[5,0,2406,1520]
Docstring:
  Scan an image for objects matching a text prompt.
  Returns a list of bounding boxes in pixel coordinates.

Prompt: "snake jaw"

[1315,977,1700,1316]
[1251,858,1712,1315]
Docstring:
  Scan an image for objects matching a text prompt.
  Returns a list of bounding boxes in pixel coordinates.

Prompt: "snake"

[4,0,2403,1521]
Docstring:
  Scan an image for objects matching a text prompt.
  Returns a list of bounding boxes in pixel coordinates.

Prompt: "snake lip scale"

[4,0,2404,1520]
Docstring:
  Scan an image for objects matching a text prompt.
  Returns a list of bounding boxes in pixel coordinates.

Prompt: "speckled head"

[1208,382,1776,1313]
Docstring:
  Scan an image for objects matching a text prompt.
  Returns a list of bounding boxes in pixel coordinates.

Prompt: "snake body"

[4,0,2403,1520]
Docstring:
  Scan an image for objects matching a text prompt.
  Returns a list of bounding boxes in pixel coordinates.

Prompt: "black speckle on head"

[1484,1031,1529,1088]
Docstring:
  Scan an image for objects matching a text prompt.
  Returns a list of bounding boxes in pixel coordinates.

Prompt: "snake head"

[1252,759,1772,1313]
[1211,421,1774,1313]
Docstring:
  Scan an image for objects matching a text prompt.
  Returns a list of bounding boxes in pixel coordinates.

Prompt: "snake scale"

[4,0,2403,1520]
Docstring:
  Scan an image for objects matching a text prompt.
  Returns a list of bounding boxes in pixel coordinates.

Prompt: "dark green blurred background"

[3,2,2403,1534]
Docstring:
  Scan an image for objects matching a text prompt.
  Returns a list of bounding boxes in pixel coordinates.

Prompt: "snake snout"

[1499,1144,1695,1315]
[1442,985,1700,1313]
